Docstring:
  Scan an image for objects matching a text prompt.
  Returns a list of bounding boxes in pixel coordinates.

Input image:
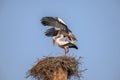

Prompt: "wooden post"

[53,68,67,80]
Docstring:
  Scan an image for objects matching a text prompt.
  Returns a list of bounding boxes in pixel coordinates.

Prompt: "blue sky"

[0,0,120,80]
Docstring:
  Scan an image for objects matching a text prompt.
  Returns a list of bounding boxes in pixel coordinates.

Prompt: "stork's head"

[68,32,77,41]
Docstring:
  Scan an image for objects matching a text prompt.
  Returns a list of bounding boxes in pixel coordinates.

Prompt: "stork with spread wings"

[40,16,78,56]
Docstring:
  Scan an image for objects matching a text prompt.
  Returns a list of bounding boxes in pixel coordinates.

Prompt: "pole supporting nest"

[53,68,67,80]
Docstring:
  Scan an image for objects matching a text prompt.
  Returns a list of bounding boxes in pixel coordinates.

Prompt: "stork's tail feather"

[69,44,78,49]
[45,28,58,37]
[62,43,78,49]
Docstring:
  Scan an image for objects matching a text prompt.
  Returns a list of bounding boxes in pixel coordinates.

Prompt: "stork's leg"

[64,47,69,56]
[64,47,67,56]
[66,48,69,54]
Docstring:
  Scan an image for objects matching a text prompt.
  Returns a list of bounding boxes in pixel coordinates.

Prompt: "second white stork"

[41,16,73,42]
[53,32,78,56]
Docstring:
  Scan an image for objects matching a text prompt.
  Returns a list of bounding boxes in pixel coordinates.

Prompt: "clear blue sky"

[0,0,120,80]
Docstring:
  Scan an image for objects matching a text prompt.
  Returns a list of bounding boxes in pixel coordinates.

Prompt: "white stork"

[40,17,74,43]
[40,16,78,56]
[53,33,78,56]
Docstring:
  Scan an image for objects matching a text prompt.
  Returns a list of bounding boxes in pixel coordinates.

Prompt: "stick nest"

[27,56,82,80]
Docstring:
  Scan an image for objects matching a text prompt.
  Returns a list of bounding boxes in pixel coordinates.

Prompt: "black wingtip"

[73,45,78,49]
[41,21,48,26]
[41,17,49,26]
[40,17,56,26]
[45,28,59,37]
[69,44,78,49]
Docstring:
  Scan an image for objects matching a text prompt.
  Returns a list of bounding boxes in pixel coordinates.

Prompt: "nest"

[27,56,83,80]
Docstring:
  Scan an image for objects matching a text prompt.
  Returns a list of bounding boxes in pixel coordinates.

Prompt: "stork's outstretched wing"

[41,17,71,33]
[45,28,59,37]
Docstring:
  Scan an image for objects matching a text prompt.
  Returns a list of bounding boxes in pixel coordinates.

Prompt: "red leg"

[66,48,69,54]
[64,47,69,56]
[64,48,67,56]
